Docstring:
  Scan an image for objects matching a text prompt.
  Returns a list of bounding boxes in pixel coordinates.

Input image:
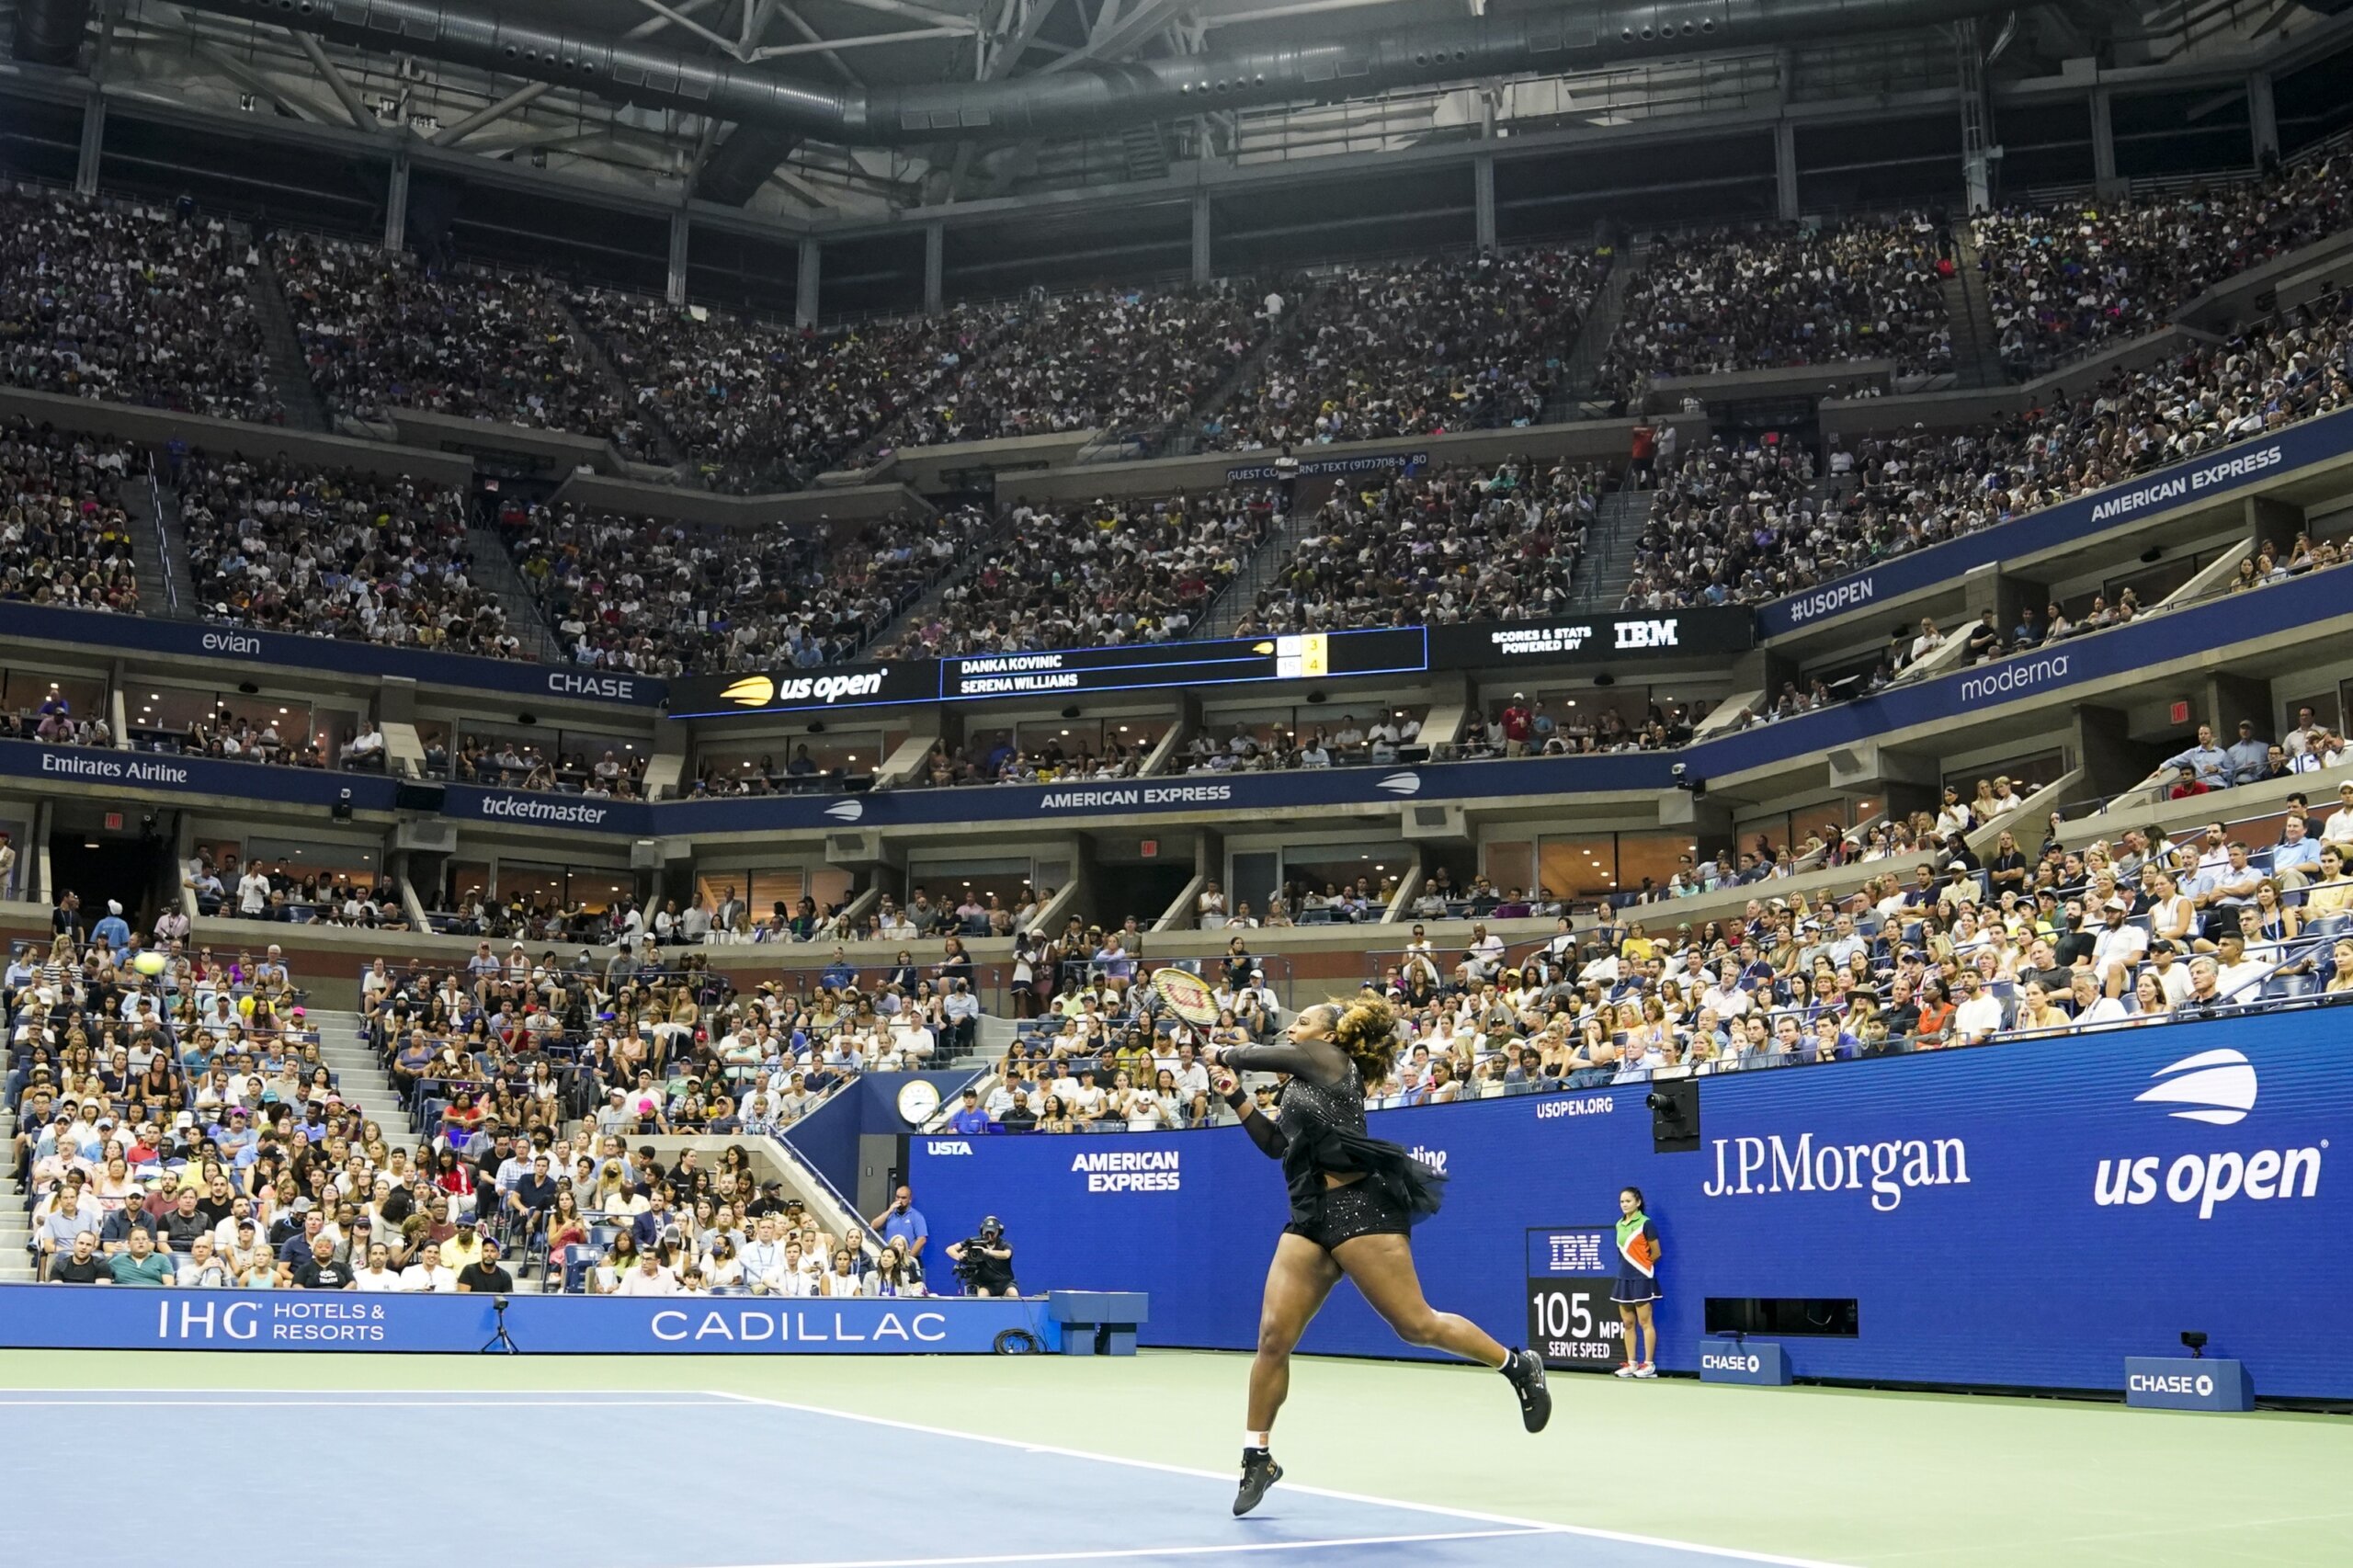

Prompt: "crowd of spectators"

[1598,217,1953,399]
[884,492,1269,656]
[1620,290,2353,616]
[0,418,141,613]
[276,234,654,455]
[1177,712,1427,780]
[178,452,517,656]
[915,730,1152,789]
[1206,249,1604,449]
[423,733,651,800]
[501,499,985,677]
[0,187,279,423]
[894,283,1267,447]
[965,737,2353,1121]
[1235,459,1599,633]
[187,852,410,928]
[574,290,991,493]
[1973,158,2353,377]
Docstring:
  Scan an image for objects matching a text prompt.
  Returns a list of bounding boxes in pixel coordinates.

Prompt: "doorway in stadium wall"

[47,803,178,932]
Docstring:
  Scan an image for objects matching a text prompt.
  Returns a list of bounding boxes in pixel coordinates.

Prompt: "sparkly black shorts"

[1284,1178,1412,1252]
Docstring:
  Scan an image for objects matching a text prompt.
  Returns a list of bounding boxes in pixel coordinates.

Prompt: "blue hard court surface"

[5,1390,1833,1567]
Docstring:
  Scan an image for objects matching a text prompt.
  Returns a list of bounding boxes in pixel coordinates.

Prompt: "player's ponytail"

[1326,995,1400,1085]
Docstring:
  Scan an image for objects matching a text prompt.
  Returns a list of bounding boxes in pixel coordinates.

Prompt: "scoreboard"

[1525,1225,1623,1372]
[942,628,1427,699]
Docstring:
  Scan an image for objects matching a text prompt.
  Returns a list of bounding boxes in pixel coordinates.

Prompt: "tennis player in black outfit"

[1205,995,1550,1515]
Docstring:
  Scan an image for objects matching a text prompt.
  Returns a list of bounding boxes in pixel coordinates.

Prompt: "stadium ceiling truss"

[5,0,2348,222]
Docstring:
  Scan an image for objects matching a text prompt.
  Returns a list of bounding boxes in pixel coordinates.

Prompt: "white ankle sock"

[1244,1431,1270,1450]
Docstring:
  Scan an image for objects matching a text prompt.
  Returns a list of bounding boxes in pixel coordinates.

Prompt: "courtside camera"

[2181,1331,2208,1358]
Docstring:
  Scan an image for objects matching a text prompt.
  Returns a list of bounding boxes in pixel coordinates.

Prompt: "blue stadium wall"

[908,1013,2350,1399]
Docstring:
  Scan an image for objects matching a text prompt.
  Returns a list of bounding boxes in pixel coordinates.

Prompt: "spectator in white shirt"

[1950,971,2007,1044]
[612,1252,678,1295]
[2089,897,2150,984]
[398,1242,458,1293]
[2325,781,2353,846]
[352,1244,403,1290]
[2211,932,2271,1004]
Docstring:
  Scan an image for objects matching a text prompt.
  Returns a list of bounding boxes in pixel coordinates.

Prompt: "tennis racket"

[1150,967,1222,1028]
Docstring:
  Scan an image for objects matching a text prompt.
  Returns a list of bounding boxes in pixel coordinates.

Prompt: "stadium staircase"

[1,1095,29,1282]
[465,521,571,665]
[1563,482,1653,611]
[124,472,179,616]
[1942,229,2007,389]
[559,301,687,470]
[1166,278,1331,457]
[244,267,333,433]
[1120,122,1172,185]
[1548,239,1647,421]
[1195,503,1315,640]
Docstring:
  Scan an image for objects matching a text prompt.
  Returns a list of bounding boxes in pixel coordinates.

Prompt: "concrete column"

[796,237,821,328]
[75,97,105,198]
[1962,565,2043,636]
[1189,188,1211,284]
[2205,674,2273,743]
[383,155,411,253]
[2089,85,2117,186]
[666,211,689,307]
[924,222,945,315]
[1473,154,1496,252]
[2249,71,2279,165]
[2248,494,2302,554]
[2071,705,2143,800]
[1774,119,1799,222]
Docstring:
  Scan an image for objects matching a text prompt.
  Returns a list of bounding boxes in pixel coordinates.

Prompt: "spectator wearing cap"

[443,1217,485,1277]
[2090,896,2150,986]
[946,1089,990,1136]
[91,900,131,958]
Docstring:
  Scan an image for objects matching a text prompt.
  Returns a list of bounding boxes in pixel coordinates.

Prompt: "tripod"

[480,1294,519,1354]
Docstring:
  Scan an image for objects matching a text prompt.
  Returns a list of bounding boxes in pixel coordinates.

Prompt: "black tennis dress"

[1222,1040,1448,1251]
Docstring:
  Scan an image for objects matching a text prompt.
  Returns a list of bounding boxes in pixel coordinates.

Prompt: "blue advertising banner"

[908,1009,2353,1399]
[0,736,400,812]
[7,566,2339,838]
[0,601,666,707]
[0,1286,1051,1354]
[1756,407,2353,639]
[1690,562,2350,781]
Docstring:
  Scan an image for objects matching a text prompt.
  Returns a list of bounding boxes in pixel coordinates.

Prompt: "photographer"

[944,1215,1017,1298]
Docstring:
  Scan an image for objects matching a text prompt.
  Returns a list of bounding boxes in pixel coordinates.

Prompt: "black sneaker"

[1505,1348,1552,1434]
[1233,1449,1283,1516]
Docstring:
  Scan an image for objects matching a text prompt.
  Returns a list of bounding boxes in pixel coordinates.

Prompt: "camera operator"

[944,1215,1017,1298]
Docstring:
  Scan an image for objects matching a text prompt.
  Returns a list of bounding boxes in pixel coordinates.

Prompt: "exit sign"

[2169,700,2191,725]
[103,812,122,831]
[1140,839,1158,858]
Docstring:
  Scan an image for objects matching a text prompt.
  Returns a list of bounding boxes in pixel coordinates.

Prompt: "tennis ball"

[132,951,167,977]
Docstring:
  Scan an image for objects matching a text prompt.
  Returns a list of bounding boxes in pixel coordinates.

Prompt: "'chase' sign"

[2123,1357,2254,1412]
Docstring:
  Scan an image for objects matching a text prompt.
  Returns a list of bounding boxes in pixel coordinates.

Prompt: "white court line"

[700,1390,1852,1568]
[661,1528,1548,1568]
[0,1397,725,1408]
